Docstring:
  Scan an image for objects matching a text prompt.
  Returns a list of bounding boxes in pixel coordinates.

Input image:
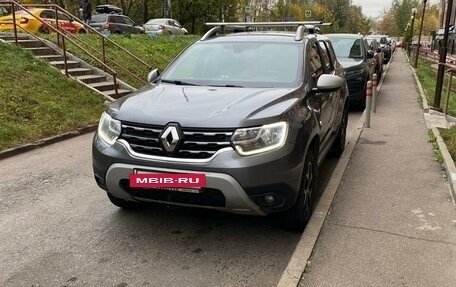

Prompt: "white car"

[143,18,188,35]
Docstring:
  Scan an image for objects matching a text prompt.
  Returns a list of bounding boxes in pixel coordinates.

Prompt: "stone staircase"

[0,33,135,100]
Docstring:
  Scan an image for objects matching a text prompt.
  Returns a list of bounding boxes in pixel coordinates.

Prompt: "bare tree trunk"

[143,0,149,23]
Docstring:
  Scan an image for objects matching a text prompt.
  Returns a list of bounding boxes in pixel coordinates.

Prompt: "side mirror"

[367,50,375,59]
[313,74,344,93]
[147,69,160,83]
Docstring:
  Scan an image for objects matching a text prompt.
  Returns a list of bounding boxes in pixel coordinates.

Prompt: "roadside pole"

[372,74,378,113]
[365,81,373,128]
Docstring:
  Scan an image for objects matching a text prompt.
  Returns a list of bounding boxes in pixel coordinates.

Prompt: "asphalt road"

[0,111,362,287]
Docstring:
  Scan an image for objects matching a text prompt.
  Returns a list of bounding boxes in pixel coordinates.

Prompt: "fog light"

[264,195,275,204]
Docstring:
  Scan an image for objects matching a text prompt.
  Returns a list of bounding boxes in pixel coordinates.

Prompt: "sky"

[352,0,440,19]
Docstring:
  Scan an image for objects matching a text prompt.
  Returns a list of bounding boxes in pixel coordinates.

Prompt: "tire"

[358,80,368,111]
[107,192,142,209]
[38,25,49,34]
[330,104,348,157]
[280,146,317,232]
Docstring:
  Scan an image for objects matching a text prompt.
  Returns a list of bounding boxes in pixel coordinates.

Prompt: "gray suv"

[89,14,144,34]
[92,23,349,231]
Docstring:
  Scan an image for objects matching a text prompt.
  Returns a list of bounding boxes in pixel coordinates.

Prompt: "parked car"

[0,8,86,34]
[92,23,349,231]
[366,37,384,78]
[95,4,123,15]
[327,33,375,108]
[143,18,188,35]
[89,14,144,35]
[370,34,391,63]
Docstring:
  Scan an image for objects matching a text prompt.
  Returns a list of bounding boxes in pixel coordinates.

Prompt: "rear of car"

[143,18,187,35]
[90,14,143,35]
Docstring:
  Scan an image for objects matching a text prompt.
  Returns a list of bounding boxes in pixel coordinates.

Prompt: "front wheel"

[280,147,317,231]
[38,25,49,34]
[330,105,348,157]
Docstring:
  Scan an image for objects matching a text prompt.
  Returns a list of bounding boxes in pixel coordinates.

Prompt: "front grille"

[120,180,226,207]
[119,123,234,159]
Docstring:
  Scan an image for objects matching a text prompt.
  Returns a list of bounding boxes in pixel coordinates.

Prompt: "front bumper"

[93,134,304,215]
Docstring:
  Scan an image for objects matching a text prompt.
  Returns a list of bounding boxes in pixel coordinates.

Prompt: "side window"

[318,41,333,73]
[174,21,182,28]
[110,16,121,24]
[40,10,55,19]
[122,17,135,26]
[309,44,323,80]
[57,13,70,21]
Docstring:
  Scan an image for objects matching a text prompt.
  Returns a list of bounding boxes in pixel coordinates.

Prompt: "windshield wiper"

[161,79,199,86]
[208,84,244,88]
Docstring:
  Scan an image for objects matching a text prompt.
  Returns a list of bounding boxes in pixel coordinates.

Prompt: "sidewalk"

[299,51,456,286]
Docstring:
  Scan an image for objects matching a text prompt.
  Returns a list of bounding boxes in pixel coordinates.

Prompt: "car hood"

[108,84,300,128]
[337,57,364,69]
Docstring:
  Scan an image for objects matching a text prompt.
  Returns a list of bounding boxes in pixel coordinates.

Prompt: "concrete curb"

[408,56,456,204]
[276,112,365,287]
[0,124,98,161]
[277,56,393,287]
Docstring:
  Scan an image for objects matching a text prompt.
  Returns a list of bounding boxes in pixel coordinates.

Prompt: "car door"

[57,12,76,34]
[122,16,137,34]
[172,20,183,35]
[308,41,332,150]
[318,40,339,134]
[363,39,375,78]
[39,9,56,32]
[109,15,122,33]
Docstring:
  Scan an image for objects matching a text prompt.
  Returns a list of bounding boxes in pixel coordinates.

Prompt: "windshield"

[330,38,364,59]
[146,19,165,24]
[378,37,387,44]
[160,41,302,88]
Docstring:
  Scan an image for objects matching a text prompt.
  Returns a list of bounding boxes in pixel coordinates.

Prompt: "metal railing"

[0,0,152,93]
[416,47,456,114]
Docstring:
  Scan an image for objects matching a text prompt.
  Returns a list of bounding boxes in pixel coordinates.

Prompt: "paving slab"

[299,50,456,287]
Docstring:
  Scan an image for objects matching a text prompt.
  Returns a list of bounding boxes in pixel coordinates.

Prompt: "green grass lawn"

[0,43,105,151]
[1,34,198,151]
[415,57,456,116]
[43,33,199,88]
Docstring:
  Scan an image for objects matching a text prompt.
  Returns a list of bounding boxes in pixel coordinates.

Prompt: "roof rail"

[205,21,322,27]
[202,21,324,41]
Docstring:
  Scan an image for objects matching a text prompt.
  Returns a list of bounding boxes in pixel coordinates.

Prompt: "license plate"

[130,170,206,189]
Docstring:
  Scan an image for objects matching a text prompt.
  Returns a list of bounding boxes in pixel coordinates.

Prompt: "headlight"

[232,122,288,156]
[344,69,364,77]
[98,112,121,146]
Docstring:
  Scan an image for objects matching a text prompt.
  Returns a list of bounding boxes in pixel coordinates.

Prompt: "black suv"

[327,33,375,108]
[92,22,349,231]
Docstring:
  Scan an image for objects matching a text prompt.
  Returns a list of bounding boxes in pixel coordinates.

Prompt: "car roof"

[326,33,364,39]
[201,31,316,43]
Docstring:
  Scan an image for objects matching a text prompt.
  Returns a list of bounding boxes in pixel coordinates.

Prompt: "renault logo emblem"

[160,126,180,152]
